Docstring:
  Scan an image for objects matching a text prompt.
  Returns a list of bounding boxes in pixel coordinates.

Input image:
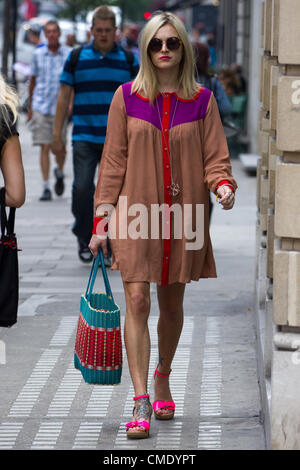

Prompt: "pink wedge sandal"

[153,368,176,420]
[125,394,152,439]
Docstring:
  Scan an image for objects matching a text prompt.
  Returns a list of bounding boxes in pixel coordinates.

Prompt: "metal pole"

[12,0,18,86]
[120,0,126,30]
[2,0,10,80]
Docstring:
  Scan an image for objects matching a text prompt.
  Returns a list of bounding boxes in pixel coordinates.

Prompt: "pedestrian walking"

[0,74,25,208]
[52,5,139,265]
[28,20,71,201]
[194,42,232,118]
[89,11,237,439]
[193,41,233,222]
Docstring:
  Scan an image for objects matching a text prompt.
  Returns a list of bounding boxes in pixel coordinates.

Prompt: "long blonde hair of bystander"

[132,11,199,104]
[0,74,19,130]
[0,74,25,208]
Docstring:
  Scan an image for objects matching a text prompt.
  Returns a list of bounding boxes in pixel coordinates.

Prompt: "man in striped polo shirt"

[52,6,139,264]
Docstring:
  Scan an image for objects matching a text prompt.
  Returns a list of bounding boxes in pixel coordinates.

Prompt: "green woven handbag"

[74,250,122,384]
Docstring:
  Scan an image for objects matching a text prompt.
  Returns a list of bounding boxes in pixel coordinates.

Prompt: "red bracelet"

[92,216,108,236]
[216,180,235,193]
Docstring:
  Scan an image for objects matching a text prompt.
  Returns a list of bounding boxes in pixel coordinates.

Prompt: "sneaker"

[54,167,64,196]
[39,188,52,201]
[78,239,93,263]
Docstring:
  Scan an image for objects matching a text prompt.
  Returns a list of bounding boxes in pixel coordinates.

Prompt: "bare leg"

[123,281,152,435]
[154,282,185,415]
[40,144,51,181]
[123,281,151,395]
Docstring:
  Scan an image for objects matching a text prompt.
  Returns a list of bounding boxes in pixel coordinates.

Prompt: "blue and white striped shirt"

[31,44,72,116]
[60,42,139,144]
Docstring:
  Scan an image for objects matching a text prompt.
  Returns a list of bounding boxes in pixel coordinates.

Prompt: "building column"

[247,0,263,154]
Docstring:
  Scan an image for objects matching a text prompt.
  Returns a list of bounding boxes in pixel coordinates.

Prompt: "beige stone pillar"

[256,0,300,450]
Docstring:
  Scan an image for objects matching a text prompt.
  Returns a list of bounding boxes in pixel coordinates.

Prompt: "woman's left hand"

[216,185,235,210]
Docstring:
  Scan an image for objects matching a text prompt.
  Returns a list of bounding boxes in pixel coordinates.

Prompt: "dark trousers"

[71,140,112,256]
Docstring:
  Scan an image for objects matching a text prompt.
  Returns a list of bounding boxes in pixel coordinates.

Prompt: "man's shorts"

[31,111,68,146]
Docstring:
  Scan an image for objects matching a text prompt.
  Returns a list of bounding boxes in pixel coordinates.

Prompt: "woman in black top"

[0,75,25,207]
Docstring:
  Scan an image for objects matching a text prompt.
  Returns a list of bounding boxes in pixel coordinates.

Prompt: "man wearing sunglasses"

[52,5,139,266]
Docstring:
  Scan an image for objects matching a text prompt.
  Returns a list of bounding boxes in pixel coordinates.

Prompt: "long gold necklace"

[156,94,180,197]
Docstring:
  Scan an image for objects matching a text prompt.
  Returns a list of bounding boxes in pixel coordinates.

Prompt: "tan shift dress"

[94,82,238,285]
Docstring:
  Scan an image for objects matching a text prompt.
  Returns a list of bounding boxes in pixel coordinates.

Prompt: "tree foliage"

[121,0,153,23]
[58,0,111,21]
[59,0,153,23]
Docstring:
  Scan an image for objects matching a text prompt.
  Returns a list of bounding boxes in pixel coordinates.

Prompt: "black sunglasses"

[148,36,182,53]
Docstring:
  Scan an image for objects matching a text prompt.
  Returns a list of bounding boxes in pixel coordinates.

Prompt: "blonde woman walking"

[0,75,25,208]
[89,11,237,439]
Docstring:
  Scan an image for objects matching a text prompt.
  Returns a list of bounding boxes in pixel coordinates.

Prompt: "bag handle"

[85,249,114,303]
[0,187,16,237]
[0,187,6,237]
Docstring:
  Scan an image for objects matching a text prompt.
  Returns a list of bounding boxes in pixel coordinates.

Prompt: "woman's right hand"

[88,235,108,259]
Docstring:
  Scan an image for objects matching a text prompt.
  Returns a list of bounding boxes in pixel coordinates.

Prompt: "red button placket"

[161,94,172,286]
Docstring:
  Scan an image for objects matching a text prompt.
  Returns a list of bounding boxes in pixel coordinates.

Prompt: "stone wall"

[256,0,300,450]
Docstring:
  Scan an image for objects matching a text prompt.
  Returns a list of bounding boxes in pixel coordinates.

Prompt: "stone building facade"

[256,0,300,450]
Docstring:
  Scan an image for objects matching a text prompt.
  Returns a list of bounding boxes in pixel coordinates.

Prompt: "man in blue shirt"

[28,20,71,201]
[52,5,139,264]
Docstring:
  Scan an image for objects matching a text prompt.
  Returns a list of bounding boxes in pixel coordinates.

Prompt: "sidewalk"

[0,114,265,450]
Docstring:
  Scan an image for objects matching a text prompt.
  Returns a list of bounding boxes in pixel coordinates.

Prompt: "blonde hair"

[132,11,199,104]
[0,74,19,129]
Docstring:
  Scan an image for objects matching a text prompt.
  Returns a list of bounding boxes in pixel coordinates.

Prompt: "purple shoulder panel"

[121,83,212,130]
[121,82,161,130]
[171,88,211,128]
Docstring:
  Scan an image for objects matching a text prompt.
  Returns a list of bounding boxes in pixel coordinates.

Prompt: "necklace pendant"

[169,182,180,197]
